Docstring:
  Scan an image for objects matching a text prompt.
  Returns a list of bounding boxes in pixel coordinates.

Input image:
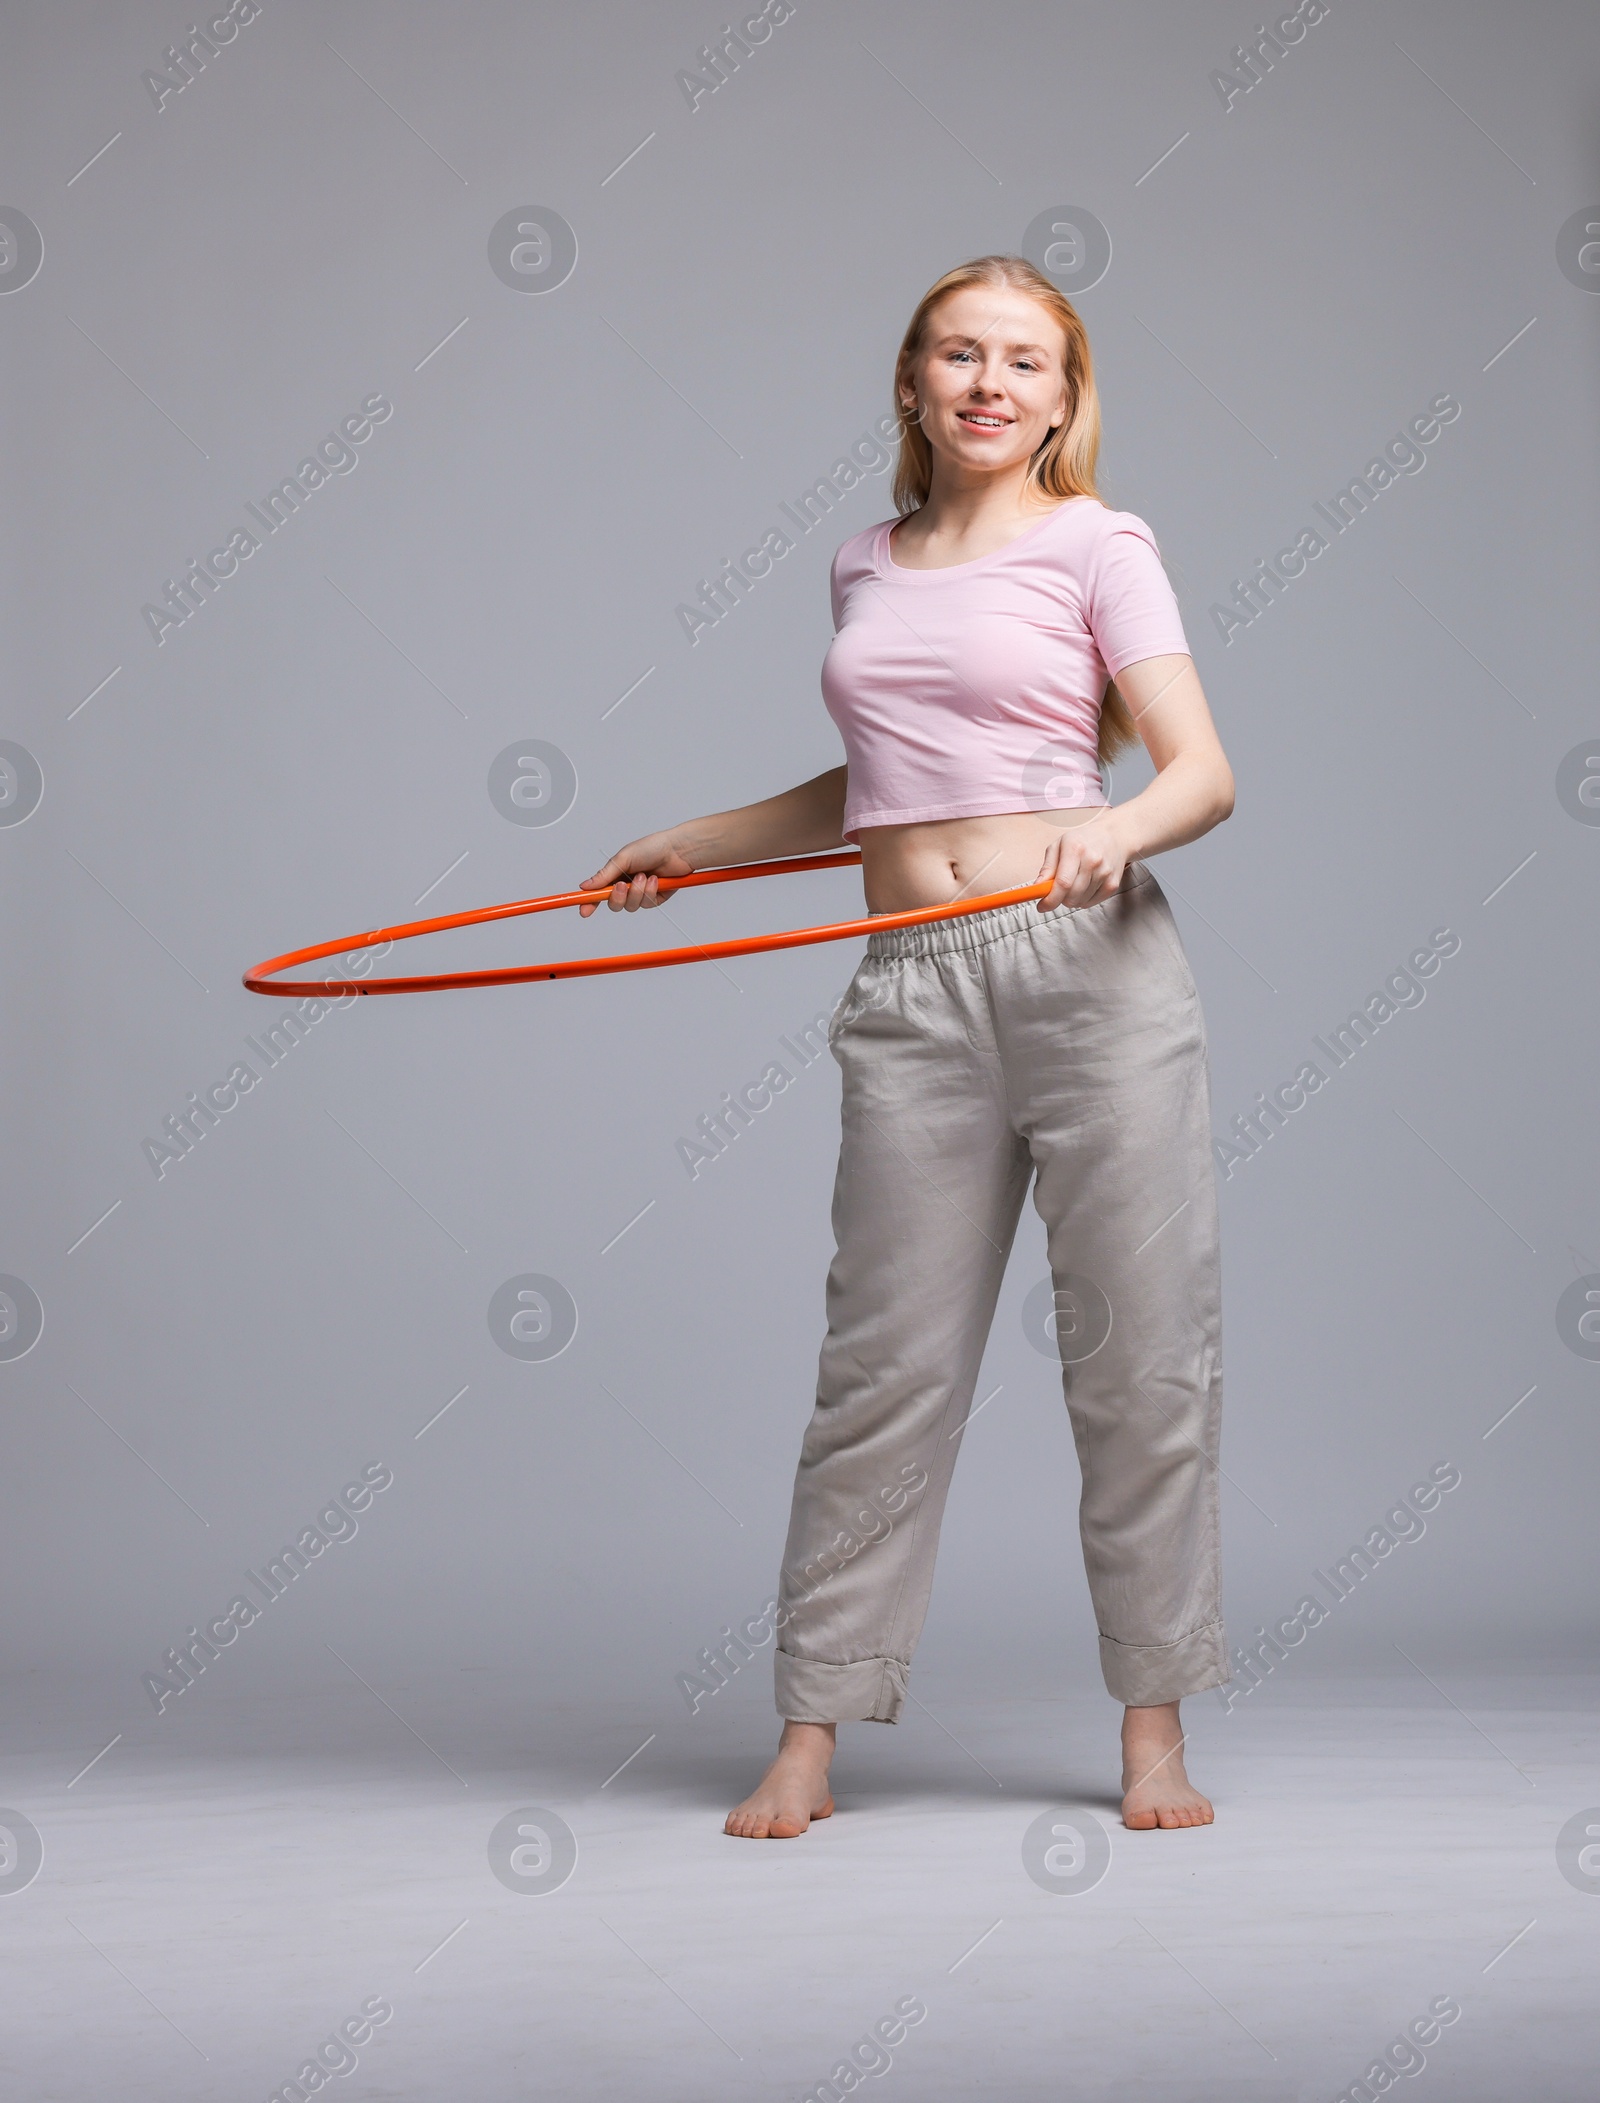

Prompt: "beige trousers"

[773,862,1227,1720]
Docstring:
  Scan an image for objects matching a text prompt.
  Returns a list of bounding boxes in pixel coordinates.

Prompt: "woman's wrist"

[665,819,721,870]
[1096,801,1147,868]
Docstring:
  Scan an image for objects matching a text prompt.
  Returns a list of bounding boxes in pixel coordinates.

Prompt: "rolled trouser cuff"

[1101,1620,1228,1707]
[775,1650,907,1724]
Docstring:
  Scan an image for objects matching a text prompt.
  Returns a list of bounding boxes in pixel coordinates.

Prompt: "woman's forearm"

[1097,654,1234,866]
[1104,750,1234,864]
[669,766,849,868]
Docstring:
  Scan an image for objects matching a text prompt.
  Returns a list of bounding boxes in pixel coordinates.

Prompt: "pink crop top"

[820,496,1190,841]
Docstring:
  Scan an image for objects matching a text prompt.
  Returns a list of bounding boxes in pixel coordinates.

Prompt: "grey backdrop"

[4,0,1596,1758]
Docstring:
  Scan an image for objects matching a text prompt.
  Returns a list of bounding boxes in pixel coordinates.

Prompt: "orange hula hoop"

[242,852,1056,998]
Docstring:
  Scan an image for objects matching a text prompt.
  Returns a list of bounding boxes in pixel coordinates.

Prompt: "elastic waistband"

[866,861,1152,960]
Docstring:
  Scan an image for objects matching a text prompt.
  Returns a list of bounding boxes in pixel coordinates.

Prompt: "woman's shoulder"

[827,517,893,627]
[830,516,893,575]
[1049,495,1162,549]
[1042,501,1171,600]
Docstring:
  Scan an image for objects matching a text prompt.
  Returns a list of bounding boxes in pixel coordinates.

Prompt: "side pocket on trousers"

[1145,885,1201,1009]
[828,959,895,1052]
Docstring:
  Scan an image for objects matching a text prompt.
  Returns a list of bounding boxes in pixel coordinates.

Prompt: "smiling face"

[899,281,1071,480]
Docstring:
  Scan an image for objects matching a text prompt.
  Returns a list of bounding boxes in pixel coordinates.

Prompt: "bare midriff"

[859,807,1109,915]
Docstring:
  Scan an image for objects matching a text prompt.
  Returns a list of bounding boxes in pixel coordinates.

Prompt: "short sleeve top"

[820,496,1190,841]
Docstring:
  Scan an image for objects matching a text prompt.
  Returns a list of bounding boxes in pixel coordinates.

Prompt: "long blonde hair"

[890,253,1138,768]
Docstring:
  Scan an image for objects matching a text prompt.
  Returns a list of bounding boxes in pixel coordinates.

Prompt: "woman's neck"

[916,462,1054,534]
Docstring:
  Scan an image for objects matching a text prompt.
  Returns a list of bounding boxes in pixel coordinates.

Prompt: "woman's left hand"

[1036,814,1129,911]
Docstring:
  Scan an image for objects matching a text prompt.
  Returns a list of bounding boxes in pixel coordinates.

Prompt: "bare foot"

[724,1720,836,1839]
[1120,1701,1214,1830]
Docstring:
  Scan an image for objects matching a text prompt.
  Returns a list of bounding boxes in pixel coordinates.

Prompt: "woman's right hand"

[576,830,697,916]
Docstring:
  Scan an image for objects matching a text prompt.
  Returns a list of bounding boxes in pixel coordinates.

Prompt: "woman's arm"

[578,765,848,915]
[1037,654,1234,911]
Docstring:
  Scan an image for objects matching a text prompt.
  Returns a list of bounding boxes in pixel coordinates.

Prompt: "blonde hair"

[889,253,1137,768]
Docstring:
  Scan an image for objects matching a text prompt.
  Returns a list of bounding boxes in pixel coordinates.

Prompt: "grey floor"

[3,1666,1595,2100]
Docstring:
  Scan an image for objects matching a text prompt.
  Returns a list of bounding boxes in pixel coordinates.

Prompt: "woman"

[580,255,1234,1835]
